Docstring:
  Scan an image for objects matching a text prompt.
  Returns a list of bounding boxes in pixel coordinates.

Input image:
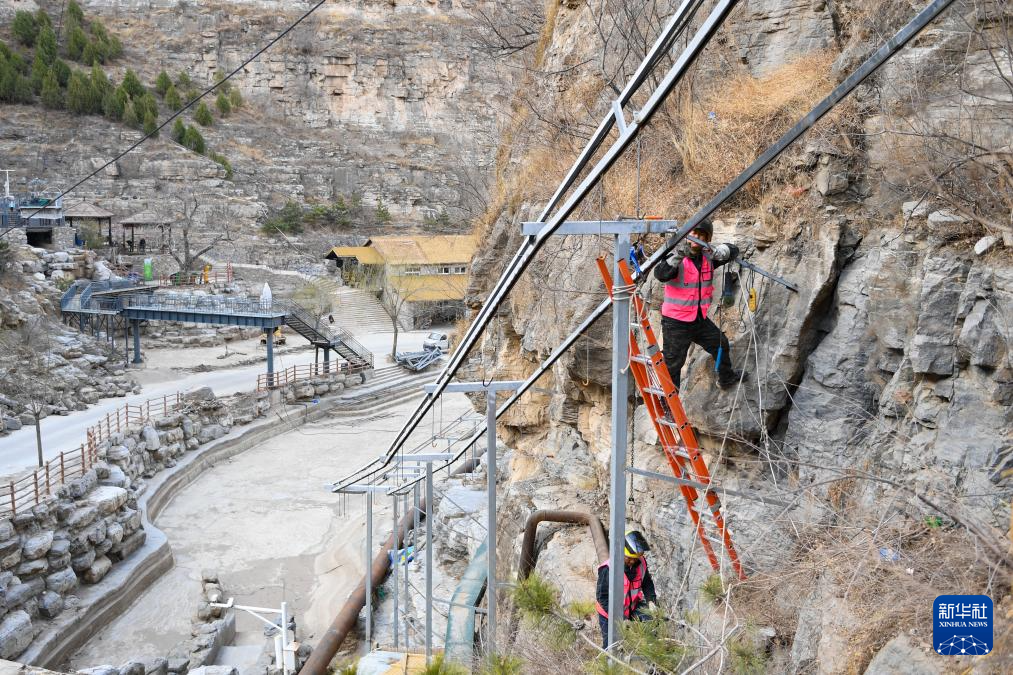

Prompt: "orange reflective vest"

[595,558,647,619]
[661,255,714,322]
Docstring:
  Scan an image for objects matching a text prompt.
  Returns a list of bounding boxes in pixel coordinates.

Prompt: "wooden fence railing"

[256,361,351,392]
[0,393,183,517]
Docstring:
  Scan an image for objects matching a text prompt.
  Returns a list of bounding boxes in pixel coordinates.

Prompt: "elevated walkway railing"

[0,393,182,517]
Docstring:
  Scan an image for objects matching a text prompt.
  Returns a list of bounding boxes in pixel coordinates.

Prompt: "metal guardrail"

[122,294,283,316]
[256,361,352,391]
[0,393,182,517]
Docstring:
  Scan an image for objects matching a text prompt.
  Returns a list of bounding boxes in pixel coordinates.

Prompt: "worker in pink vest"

[595,531,657,649]
[653,219,746,390]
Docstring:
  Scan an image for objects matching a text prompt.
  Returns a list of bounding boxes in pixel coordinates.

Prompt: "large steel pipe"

[518,510,609,580]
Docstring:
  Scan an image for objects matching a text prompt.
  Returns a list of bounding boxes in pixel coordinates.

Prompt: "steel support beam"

[425,461,434,663]
[131,319,142,364]
[364,491,373,646]
[265,328,274,388]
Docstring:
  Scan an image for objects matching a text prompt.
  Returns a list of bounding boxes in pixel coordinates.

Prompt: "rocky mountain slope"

[463,0,1012,671]
[0,0,524,264]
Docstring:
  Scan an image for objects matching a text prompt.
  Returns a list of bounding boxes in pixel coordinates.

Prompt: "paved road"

[0,329,437,479]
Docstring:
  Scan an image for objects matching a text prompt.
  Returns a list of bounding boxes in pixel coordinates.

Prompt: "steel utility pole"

[520,217,673,649]
[423,380,524,658]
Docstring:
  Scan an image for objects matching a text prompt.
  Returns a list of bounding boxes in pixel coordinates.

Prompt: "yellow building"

[326,234,477,328]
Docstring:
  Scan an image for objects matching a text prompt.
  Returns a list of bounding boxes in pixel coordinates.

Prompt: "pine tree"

[137,92,158,121]
[101,89,120,119]
[0,60,17,103]
[121,68,144,98]
[182,125,206,154]
[67,1,85,28]
[40,68,62,109]
[228,87,243,110]
[30,53,47,94]
[36,26,57,66]
[215,91,231,116]
[52,59,71,87]
[176,71,192,90]
[375,199,392,225]
[65,71,91,114]
[122,100,139,128]
[155,70,172,97]
[67,26,88,62]
[143,111,158,137]
[171,118,186,143]
[194,101,213,127]
[12,11,38,48]
[90,63,110,102]
[164,84,182,111]
[81,41,99,66]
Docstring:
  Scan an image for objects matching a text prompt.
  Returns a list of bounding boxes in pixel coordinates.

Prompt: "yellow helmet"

[623,530,650,558]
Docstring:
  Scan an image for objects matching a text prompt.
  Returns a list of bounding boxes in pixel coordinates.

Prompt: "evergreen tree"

[171,118,186,143]
[136,92,158,121]
[0,60,17,103]
[40,68,62,109]
[65,71,92,114]
[121,68,144,98]
[142,111,158,137]
[52,59,71,87]
[90,63,110,101]
[67,1,85,28]
[101,89,121,119]
[36,26,57,66]
[122,100,139,128]
[182,125,206,154]
[228,87,243,110]
[194,101,213,127]
[30,53,48,94]
[67,26,88,62]
[81,41,99,66]
[375,199,392,225]
[35,9,52,31]
[176,71,192,90]
[12,11,38,47]
[155,70,172,97]
[164,84,182,111]
[215,91,231,116]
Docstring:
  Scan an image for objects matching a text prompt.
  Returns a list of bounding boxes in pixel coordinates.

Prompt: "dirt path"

[67,392,473,668]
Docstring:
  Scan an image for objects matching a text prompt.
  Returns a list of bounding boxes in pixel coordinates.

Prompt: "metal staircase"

[597,256,746,580]
[278,299,374,371]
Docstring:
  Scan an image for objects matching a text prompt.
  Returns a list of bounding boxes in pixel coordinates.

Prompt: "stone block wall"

[0,390,258,662]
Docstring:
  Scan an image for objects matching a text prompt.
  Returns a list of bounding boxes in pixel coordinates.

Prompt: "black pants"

[661,315,734,389]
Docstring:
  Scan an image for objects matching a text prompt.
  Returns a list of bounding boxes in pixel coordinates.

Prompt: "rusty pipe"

[518,509,609,580]
[302,457,481,674]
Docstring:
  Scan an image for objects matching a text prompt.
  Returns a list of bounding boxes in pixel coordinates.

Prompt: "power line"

[16,0,330,226]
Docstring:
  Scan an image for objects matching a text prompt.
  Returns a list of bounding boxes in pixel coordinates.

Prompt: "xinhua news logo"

[933,595,993,656]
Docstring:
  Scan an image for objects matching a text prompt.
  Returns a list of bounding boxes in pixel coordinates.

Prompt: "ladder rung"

[630,354,652,364]
[658,417,678,428]
[644,386,666,396]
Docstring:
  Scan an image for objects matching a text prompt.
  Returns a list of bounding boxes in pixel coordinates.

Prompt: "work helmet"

[691,219,714,239]
[624,530,651,559]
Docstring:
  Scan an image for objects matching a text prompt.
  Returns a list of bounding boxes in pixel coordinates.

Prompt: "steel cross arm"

[520,220,679,236]
[626,467,793,508]
[334,0,959,499]
[423,380,527,393]
[330,0,739,493]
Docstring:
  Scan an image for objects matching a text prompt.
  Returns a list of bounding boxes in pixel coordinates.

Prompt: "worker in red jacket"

[653,220,746,390]
[595,531,657,649]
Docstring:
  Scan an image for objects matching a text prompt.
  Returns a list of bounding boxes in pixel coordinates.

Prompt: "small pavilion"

[119,210,172,253]
[64,201,116,245]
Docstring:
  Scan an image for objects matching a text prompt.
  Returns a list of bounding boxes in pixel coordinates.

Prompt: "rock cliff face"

[0,0,522,263]
[465,0,1012,670]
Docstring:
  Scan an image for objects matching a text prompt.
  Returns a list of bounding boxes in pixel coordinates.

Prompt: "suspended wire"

[18,0,330,224]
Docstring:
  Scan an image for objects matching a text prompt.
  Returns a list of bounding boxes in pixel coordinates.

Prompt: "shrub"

[81,41,100,66]
[620,613,688,672]
[176,71,192,90]
[420,654,467,675]
[12,11,38,47]
[228,87,242,109]
[164,84,182,111]
[729,635,766,675]
[136,92,158,121]
[479,654,522,675]
[67,1,85,28]
[209,151,233,179]
[121,69,145,99]
[153,70,172,96]
[375,198,392,225]
[214,91,231,116]
[512,572,558,623]
[35,9,52,30]
[701,574,725,604]
[30,54,47,93]
[261,201,304,235]
[181,125,206,154]
[40,68,62,109]
[171,118,186,143]
[194,101,213,127]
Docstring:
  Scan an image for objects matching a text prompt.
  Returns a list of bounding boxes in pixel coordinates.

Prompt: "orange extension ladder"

[597,256,746,580]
